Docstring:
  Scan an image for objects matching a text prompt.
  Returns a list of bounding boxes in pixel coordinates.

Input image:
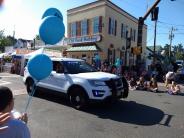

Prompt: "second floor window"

[71,22,76,37]
[108,17,117,36]
[93,17,100,34]
[81,19,88,36]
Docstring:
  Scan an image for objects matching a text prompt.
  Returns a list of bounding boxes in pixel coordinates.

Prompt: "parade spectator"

[136,76,148,91]
[110,65,117,74]
[129,77,137,90]
[167,81,181,95]
[148,76,158,92]
[0,86,31,138]
[101,62,110,72]
[165,71,175,88]
[55,63,64,73]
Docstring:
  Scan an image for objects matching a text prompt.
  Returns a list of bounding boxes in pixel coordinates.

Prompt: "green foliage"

[163,43,184,60]
[172,43,184,60]
[35,34,40,40]
[0,30,17,52]
[3,56,12,63]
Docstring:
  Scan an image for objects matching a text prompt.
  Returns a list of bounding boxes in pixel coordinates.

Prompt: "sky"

[0,0,183,47]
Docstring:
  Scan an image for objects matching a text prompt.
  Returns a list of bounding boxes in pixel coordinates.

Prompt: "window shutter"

[121,24,123,38]
[78,21,81,36]
[68,23,71,37]
[76,21,81,36]
[108,17,111,34]
[115,20,117,36]
[99,16,102,33]
[87,19,90,35]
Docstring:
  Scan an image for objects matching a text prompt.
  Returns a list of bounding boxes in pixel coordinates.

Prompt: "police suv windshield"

[63,61,97,74]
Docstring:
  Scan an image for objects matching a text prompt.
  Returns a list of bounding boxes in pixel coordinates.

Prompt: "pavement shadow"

[83,100,164,126]
[176,93,184,96]
[35,91,164,126]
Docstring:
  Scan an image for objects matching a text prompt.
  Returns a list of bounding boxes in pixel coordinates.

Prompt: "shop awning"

[66,45,99,52]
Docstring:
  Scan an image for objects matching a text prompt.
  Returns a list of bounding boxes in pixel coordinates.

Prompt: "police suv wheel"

[26,79,35,95]
[69,89,87,110]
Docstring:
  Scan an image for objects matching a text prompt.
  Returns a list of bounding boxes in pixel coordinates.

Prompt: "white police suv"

[23,57,129,109]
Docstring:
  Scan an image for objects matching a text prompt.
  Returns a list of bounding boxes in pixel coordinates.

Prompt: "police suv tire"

[69,88,87,110]
[122,77,129,98]
[26,78,35,96]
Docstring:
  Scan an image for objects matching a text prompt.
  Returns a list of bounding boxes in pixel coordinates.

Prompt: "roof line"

[67,0,139,21]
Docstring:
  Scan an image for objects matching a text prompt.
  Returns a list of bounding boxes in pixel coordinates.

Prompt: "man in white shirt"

[0,86,31,138]
[165,71,175,88]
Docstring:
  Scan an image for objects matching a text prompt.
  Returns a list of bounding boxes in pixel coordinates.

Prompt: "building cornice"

[67,0,147,27]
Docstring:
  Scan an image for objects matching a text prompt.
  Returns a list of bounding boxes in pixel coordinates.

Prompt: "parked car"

[23,57,129,109]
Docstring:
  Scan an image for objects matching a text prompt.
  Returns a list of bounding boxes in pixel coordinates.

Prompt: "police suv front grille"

[105,78,122,89]
[105,78,123,97]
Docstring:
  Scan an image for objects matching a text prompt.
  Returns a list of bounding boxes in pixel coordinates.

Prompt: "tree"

[0,30,17,52]
[163,44,170,57]
[35,34,40,40]
[172,43,184,60]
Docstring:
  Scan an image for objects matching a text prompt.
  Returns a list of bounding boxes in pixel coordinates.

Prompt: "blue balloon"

[42,8,63,21]
[27,54,53,81]
[39,16,65,45]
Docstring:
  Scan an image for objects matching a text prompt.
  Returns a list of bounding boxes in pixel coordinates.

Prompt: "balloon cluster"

[39,8,65,45]
[25,8,65,112]
[27,8,66,81]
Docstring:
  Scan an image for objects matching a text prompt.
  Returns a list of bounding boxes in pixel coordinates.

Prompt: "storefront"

[64,34,103,64]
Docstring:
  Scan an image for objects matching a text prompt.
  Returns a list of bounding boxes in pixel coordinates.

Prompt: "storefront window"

[81,19,88,36]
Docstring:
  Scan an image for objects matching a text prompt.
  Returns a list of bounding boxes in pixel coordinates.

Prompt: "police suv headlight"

[88,80,106,87]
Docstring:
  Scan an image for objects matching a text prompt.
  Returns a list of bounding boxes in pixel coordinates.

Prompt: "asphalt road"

[0,73,184,138]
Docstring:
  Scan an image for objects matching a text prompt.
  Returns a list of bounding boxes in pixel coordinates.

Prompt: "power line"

[147,35,154,43]
[158,21,184,27]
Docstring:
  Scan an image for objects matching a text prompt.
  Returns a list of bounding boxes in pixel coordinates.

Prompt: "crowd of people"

[95,60,182,95]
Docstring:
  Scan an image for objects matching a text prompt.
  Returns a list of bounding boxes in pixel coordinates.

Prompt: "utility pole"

[12,25,15,46]
[169,27,176,61]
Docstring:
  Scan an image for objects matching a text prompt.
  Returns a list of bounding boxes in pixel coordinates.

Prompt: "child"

[136,76,148,91]
[149,77,158,92]
[129,77,137,90]
[0,86,30,137]
[168,81,181,95]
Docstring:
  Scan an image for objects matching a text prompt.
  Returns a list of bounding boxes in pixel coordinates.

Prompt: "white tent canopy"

[24,48,62,59]
[0,53,6,58]
[24,48,44,59]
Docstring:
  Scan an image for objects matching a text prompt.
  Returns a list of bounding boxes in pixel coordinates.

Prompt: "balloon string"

[24,82,38,112]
